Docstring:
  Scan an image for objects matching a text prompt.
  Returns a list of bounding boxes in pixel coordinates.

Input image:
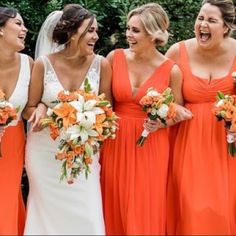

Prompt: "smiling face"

[0,13,27,51]
[71,17,99,55]
[126,14,154,52]
[194,3,227,49]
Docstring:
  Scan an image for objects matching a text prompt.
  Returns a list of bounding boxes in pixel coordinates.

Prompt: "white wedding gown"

[24,55,105,235]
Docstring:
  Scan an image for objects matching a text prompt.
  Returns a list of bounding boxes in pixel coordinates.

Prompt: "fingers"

[144,119,162,132]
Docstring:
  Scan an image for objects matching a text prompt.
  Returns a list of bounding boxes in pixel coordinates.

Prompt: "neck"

[129,47,162,63]
[0,47,18,67]
[195,38,229,58]
[59,48,90,65]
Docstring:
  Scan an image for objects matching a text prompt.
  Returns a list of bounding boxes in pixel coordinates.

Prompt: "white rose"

[215,99,224,107]
[147,89,160,97]
[156,104,169,118]
[0,101,12,108]
[227,133,235,143]
[46,108,53,116]
[232,71,236,78]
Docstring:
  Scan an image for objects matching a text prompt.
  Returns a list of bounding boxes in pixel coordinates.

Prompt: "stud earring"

[0,31,3,36]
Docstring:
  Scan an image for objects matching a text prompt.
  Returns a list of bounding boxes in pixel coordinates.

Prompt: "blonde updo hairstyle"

[127,3,169,46]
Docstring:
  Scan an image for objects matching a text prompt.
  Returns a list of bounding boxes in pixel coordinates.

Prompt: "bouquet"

[41,79,118,183]
[137,87,176,146]
[213,91,236,157]
[0,90,19,158]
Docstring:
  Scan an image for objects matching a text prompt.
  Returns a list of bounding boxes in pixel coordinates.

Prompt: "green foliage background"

[0,0,204,57]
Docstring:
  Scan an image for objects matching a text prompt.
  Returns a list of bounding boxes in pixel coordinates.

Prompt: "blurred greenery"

[0,0,235,200]
[0,0,202,57]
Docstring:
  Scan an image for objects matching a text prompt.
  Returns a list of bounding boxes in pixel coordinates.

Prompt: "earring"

[0,31,3,36]
[71,37,75,41]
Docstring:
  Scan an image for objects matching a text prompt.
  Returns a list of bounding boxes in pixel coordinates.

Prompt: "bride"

[23,4,112,234]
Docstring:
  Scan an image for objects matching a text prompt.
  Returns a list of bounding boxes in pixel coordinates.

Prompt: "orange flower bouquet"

[0,90,19,158]
[41,79,118,183]
[213,91,236,157]
[137,87,176,146]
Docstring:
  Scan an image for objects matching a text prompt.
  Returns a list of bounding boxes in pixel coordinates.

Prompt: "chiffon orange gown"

[0,121,26,235]
[167,41,236,235]
[101,49,175,235]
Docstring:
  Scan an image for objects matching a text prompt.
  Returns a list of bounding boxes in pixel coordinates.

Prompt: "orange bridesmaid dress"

[0,122,26,235]
[167,41,236,235]
[101,49,175,235]
[0,53,30,235]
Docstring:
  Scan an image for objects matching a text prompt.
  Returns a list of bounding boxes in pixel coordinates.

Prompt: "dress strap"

[178,41,192,79]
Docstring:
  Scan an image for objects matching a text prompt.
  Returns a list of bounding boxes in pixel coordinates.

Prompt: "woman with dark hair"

[166,0,236,234]
[0,7,32,235]
[23,4,111,235]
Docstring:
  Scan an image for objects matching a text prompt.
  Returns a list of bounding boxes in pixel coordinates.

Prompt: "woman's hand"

[28,103,47,132]
[143,119,164,133]
[173,104,193,123]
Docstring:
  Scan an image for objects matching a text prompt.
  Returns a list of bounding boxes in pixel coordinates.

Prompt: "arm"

[99,56,112,104]
[165,43,181,65]
[144,58,192,133]
[22,59,47,131]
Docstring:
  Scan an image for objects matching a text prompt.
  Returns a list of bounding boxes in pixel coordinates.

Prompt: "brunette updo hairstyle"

[52,4,94,45]
[201,0,236,36]
[0,7,18,27]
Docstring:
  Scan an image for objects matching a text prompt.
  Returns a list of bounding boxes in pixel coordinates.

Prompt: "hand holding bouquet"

[213,91,236,156]
[137,87,176,146]
[41,79,118,183]
[0,90,19,158]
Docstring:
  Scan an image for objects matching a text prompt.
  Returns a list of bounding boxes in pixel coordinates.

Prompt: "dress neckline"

[44,55,96,91]
[8,54,23,102]
[182,42,236,84]
[121,49,170,101]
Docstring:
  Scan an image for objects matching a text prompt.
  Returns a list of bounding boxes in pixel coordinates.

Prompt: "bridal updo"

[52,4,94,45]
[127,3,169,46]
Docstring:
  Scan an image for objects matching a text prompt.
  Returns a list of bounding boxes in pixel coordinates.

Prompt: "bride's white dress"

[24,55,105,235]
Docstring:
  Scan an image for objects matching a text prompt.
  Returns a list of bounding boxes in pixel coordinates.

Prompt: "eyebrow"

[15,18,24,24]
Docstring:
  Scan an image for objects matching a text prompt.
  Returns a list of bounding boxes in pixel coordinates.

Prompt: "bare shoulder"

[170,63,182,80]
[106,50,115,65]
[228,37,236,53]
[27,55,34,70]
[165,42,180,63]
[100,55,111,69]
[32,57,45,77]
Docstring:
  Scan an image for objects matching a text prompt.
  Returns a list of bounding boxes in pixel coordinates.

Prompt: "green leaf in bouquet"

[85,142,93,156]
[216,91,225,100]
[164,94,174,105]
[98,100,110,106]
[162,87,172,96]
[84,78,92,93]
[60,161,67,182]
[16,106,21,113]
[228,143,236,157]
[148,113,158,120]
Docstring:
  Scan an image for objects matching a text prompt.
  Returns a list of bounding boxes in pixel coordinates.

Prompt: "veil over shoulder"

[35,11,64,59]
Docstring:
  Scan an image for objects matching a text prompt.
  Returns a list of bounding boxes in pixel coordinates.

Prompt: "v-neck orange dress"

[167,41,236,235]
[100,49,175,235]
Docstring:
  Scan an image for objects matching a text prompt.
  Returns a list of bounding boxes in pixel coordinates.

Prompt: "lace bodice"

[41,55,102,108]
[9,53,31,126]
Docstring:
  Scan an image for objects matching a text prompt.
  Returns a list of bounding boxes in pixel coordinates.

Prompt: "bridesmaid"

[0,7,32,235]
[166,0,236,234]
[100,3,192,235]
